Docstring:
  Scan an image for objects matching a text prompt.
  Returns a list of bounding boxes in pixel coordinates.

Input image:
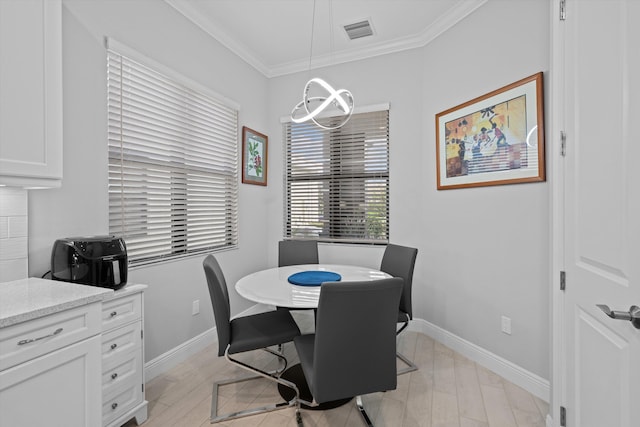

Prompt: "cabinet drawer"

[102,348,142,396]
[0,303,101,371]
[101,321,141,364]
[102,380,143,426]
[101,293,141,332]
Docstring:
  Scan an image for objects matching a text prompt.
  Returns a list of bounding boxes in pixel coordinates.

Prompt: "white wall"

[28,0,272,362]
[267,0,550,379]
[24,0,550,380]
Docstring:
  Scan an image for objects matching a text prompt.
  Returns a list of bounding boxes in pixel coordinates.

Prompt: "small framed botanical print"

[241,126,268,186]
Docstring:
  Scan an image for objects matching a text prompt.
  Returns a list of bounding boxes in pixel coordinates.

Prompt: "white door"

[561,1,640,426]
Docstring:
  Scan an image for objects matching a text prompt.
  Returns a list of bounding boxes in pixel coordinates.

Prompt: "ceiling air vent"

[343,20,373,40]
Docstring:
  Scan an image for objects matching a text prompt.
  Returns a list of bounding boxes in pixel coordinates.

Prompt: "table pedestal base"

[277,364,352,410]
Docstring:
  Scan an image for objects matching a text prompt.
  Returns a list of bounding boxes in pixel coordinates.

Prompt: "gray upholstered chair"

[380,243,419,375]
[278,240,319,267]
[293,278,403,426]
[277,240,319,316]
[203,254,302,423]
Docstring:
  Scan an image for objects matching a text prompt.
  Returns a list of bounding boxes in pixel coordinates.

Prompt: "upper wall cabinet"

[0,0,62,188]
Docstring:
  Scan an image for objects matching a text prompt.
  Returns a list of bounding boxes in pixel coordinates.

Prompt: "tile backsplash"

[0,187,28,282]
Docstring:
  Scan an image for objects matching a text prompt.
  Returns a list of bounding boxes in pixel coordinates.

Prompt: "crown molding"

[165,0,487,78]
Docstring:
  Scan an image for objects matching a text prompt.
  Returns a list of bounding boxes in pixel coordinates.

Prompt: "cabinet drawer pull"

[17,328,64,345]
[111,373,118,380]
[111,403,118,410]
[110,311,117,317]
[110,343,118,350]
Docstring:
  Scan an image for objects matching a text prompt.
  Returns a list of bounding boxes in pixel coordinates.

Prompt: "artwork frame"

[435,72,545,190]
[242,126,268,186]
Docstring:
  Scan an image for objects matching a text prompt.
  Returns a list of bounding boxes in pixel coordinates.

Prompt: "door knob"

[596,304,640,329]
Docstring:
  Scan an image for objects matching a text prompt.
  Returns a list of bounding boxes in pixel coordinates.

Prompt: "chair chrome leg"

[264,346,288,375]
[211,376,294,423]
[396,321,418,375]
[210,346,301,424]
[355,396,374,426]
[396,351,418,375]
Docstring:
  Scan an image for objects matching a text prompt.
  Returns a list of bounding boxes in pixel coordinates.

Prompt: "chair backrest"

[380,243,418,319]
[278,240,319,267]
[203,254,231,357]
[311,278,403,403]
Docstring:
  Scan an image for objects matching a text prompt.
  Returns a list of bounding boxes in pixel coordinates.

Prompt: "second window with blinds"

[283,109,390,244]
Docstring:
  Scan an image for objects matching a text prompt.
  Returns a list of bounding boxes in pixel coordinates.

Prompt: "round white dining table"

[235,264,391,309]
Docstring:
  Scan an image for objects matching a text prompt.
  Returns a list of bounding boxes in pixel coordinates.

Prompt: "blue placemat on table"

[287,271,342,287]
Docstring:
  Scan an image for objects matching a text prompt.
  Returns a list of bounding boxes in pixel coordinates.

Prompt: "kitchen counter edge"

[0,278,114,328]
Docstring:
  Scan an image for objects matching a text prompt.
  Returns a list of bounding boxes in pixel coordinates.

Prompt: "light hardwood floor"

[126,314,548,427]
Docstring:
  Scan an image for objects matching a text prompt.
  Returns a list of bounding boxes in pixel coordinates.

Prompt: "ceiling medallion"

[291,77,354,130]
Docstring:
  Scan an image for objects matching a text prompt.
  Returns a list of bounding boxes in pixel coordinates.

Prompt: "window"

[107,41,238,266]
[283,108,389,243]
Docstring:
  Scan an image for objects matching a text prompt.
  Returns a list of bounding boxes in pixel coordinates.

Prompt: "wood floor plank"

[433,349,457,396]
[402,370,433,427]
[432,390,460,427]
[375,394,407,426]
[479,384,517,427]
[454,357,487,423]
[502,382,545,426]
[460,416,489,427]
[532,396,549,421]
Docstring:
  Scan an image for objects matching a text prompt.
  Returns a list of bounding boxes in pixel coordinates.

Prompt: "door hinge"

[560,271,566,291]
[141,329,144,339]
[560,0,566,20]
[561,131,566,156]
[560,406,567,426]
[142,383,145,393]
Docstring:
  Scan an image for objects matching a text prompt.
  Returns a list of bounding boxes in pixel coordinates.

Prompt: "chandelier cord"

[308,0,317,72]
[329,0,334,65]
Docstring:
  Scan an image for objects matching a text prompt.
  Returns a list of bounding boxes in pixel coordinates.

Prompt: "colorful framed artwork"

[435,72,545,190]
[242,126,268,186]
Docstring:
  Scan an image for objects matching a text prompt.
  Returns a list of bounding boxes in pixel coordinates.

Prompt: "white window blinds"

[284,109,389,243]
[107,46,238,266]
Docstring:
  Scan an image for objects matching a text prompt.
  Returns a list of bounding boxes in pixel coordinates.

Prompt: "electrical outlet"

[501,315,511,335]
[192,300,200,316]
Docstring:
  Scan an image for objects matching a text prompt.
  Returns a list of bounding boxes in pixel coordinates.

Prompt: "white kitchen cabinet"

[0,302,103,426]
[101,284,148,427]
[0,0,62,188]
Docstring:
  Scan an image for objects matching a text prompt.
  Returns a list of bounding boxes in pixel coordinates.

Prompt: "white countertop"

[0,277,114,328]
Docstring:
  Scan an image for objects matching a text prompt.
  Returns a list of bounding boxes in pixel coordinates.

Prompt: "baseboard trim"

[408,319,550,403]
[145,327,217,382]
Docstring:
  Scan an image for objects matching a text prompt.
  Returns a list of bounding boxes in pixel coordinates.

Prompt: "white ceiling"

[165,0,488,78]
